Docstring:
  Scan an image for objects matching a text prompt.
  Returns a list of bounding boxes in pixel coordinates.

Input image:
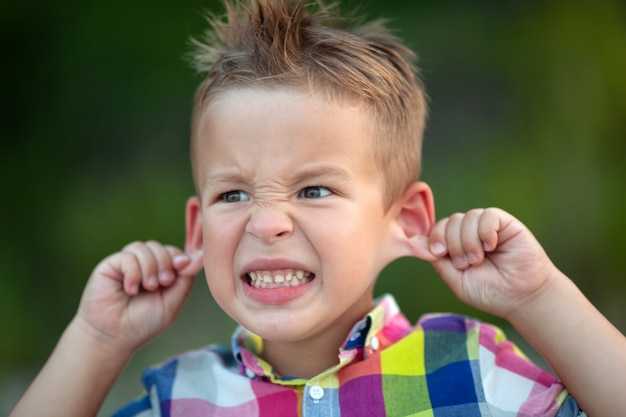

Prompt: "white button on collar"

[370,335,380,351]
[245,368,256,378]
[309,384,324,402]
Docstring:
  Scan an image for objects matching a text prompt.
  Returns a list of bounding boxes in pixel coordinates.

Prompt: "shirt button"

[370,336,380,351]
[245,368,256,378]
[309,384,324,401]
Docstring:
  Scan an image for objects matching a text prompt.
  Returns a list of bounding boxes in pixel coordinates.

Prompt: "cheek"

[301,217,348,258]
[319,211,380,249]
[202,219,239,309]
[318,212,391,272]
[203,211,242,246]
[201,215,241,274]
[311,219,370,267]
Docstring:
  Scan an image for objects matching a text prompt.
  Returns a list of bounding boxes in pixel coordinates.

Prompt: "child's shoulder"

[413,312,522,361]
[416,312,500,336]
[113,345,238,417]
[142,344,237,383]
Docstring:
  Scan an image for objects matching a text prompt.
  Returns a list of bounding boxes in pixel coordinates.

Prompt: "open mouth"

[245,270,315,289]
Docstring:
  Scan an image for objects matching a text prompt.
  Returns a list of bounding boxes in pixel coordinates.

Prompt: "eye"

[220,190,250,203]
[299,186,332,199]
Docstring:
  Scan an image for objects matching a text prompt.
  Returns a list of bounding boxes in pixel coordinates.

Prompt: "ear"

[389,181,438,262]
[185,196,203,255]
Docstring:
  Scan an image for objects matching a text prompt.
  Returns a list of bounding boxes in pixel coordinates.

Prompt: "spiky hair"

[189,0,427,208]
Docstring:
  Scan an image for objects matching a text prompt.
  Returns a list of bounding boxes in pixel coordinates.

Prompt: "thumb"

[414,236,466,298]
[177,250,204,277]
[161,274,195,319]
[409,235,440,263]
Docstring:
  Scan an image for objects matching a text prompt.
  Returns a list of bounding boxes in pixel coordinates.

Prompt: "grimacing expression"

[186,87,405,346]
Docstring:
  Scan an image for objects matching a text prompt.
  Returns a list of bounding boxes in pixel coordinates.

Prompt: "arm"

[427,208,626,417]
[509,267,626,417]
[9,316,134,417]
[9,241,203,417]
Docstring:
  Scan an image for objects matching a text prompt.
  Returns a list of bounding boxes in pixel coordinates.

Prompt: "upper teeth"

[248,270,311,288]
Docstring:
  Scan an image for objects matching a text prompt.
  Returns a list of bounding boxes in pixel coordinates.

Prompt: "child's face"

[187,88,405,345]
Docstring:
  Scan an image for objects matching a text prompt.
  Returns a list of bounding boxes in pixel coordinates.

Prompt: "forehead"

[193,87,377,173]
[202,86,370,134]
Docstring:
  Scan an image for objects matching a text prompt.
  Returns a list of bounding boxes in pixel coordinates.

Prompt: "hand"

[75,241,204,353]
[428,208,558,319]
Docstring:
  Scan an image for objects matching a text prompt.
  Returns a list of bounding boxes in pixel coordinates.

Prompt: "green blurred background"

[2,0,625,415]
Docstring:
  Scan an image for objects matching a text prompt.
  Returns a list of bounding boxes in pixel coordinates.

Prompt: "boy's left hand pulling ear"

[427,208,560,319]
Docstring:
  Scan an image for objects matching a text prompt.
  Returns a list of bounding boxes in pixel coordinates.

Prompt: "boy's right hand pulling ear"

[8,242,203,417]
[75,241,203,354]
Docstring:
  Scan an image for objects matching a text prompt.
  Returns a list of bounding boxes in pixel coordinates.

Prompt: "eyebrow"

[290,164,353,184]
[201,170,245,191]
[202,164,353,190]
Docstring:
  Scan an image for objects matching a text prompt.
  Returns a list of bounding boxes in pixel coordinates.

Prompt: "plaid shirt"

[113,295,584,417]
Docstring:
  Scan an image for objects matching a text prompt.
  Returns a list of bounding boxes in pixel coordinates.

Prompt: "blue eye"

[221,190,250,203]
[299,186,332,199]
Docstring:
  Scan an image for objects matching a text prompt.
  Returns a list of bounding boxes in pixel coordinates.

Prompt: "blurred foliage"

[1,0,625,415]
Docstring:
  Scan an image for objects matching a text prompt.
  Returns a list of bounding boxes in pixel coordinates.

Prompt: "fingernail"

[160,270,175,284]
[173,255,190,264]
[467,253,479,264]
[453,257,468,269]
[431,242,446,255]
[129,283,139,296]
[147,275,158,288]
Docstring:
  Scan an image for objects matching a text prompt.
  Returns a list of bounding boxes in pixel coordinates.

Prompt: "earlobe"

[185,196,203,255]
[393,182,438,262]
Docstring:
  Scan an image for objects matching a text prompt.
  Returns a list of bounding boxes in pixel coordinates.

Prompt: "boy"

[10,0,626,416]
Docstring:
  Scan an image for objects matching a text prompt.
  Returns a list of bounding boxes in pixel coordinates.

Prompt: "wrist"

[66,316,136,365]
[503,265,571,329]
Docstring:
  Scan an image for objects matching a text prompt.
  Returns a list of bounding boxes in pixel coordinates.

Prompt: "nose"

[245,206,294,243]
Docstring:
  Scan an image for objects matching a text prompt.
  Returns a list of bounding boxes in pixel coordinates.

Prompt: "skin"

[427,208,626,417]
[10,88,626,417]
[185,88,433,377]
[8,243,204,417]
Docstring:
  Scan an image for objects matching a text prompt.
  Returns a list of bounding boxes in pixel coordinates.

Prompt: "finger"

[430,254,465,301]
[445,213,469,269]
[177,250,204,277]
[461,209,486,265]
[429,217,450,257]
[145,241,176,287]
[478,208,502,252]
[161,274,195,319]
[103,251,143,296]
[122,241,159,291]
[164,245,191,271]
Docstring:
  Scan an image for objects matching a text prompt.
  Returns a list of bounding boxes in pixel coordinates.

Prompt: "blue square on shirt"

[142,359,178,402]
[424,331,470,373]
[426,360,478,408]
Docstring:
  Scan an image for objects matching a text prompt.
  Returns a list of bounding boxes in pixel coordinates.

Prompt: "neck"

[261,301,373,379]
[262,335,342,379]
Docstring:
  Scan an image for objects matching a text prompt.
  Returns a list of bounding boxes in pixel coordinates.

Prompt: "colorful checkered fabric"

[113,295,585,417]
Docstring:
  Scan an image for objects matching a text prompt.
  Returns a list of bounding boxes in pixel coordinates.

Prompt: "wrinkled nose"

[245,206,294,243]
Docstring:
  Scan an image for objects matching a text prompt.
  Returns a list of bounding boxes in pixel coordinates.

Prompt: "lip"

[240,258,315,305]
[241,258,312,275]
[241,280,314,305]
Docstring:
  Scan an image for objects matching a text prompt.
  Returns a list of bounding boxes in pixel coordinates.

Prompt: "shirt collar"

[231,294,412,383]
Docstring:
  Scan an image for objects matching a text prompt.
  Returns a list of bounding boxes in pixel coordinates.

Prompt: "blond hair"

[189,0,427,209]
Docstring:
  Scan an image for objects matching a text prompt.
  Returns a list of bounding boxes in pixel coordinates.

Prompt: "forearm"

[508,270,626,417]
[9,317,134,417]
